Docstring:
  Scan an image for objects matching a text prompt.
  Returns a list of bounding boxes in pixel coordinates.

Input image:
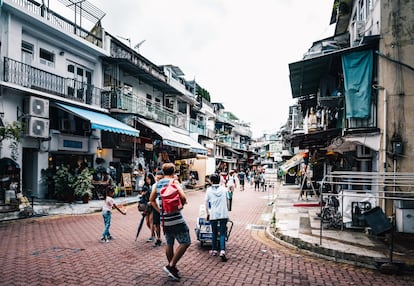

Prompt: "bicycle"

[321,193,342,229]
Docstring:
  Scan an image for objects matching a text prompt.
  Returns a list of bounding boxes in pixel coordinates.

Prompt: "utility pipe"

[383,88,387,173]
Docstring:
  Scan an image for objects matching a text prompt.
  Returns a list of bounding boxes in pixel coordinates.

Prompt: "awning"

[289,128,342,149]
[279,152,306,173]
[138,118,189,149]
[325,133,381,153]
[55,103,139,137]
[172,131,208,155]
[288,42,378,98]
[138,118,207,154]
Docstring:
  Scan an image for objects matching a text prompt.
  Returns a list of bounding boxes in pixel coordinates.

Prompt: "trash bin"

[363,206,392,235]
[352,201,371,227]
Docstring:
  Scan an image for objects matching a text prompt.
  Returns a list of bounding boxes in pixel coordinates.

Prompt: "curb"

[264,226,414,275]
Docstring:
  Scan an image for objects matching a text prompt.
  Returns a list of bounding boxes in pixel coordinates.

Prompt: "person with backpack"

[149,163,190,281]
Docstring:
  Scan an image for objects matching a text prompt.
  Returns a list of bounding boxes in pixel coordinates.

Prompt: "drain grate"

[246,224,266,230]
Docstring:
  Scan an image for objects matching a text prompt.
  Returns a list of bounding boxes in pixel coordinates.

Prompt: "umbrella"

[135,212,146,241]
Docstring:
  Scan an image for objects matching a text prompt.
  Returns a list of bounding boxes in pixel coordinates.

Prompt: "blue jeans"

[210,218,228,251]
[102,211,112,238]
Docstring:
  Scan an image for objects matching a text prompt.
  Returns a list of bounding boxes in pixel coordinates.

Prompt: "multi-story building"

[286,0,414,231]
[0,0,128,200]
[213,103,252,173]
[100,35,209,182]
[0,0,254,214]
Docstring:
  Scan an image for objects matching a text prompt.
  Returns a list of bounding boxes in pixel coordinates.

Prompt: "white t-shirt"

[226,174,236,187]
[102,196,114,212]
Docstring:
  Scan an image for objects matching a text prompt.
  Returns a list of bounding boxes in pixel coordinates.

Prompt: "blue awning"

[56,103,139,137]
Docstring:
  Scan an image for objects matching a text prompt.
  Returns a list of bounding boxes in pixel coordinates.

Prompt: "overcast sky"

[60,1,334,137]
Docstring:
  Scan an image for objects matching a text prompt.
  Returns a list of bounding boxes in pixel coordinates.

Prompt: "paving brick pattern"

[1,184,413,285]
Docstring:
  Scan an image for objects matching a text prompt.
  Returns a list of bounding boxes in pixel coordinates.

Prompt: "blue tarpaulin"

[341,50,373,118]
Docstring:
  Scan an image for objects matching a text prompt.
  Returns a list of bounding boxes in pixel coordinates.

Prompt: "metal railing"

[104,88,186,127]
[7,0,102,47]
[3,57,105,107]
[318,171,414,245]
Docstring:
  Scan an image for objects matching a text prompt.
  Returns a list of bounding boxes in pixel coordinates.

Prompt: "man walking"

[149,163,190,281]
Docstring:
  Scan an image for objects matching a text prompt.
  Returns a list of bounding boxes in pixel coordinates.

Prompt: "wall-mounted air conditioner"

[26,117,49,138]
[25,97,49,118]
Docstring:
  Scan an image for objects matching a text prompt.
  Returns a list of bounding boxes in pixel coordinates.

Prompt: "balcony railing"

[105,88,188,128]
[6,0,102,47]
[3,57,105,107]
[189,118,205,134]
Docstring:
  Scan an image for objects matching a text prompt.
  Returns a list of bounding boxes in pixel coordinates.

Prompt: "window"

[39,48,55,67]
[146,94,153,111]
[21,41,34,65]
[66,62,92,102]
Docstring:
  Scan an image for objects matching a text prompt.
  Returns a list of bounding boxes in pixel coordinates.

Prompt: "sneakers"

[146,237,154,242]
[100,236,109,243]
[153,239,162,247]
[219,250,228,262]
[209,250,218,256]
[163,265,180,281]
[107,236,114,240]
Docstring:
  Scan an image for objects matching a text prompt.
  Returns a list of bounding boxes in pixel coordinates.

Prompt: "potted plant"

[71,168,94,203]
[52,165,75,202]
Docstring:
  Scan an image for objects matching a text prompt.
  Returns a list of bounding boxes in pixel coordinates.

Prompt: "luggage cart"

[195,216,233,246]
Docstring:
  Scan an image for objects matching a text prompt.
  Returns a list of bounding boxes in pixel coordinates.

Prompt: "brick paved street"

[1,184,413,286]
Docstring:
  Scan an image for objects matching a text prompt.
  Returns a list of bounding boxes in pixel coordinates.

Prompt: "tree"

[197,86,211,102]
[0,121,23,161]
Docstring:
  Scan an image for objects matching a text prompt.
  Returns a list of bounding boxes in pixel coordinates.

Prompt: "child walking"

[101,188,126,242]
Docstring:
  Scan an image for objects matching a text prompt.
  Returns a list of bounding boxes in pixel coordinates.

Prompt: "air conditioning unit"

[26,117,49,138]
[25,97,49,118]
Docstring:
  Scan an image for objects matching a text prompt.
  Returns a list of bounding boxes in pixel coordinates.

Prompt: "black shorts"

[152,208,160,225]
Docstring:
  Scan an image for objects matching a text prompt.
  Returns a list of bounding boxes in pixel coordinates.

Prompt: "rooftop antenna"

[116,35,131,48]
[134,40,146,53]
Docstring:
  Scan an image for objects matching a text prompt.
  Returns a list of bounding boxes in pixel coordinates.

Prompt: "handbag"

[138,202,147,212]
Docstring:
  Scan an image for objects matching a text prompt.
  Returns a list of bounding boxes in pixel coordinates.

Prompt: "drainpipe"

[383,88,387,173]
[373,85,387,210]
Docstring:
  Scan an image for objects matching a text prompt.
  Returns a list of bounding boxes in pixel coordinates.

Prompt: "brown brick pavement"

[0,184,413,285]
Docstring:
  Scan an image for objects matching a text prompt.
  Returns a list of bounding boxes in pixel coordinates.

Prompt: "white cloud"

[91,0,333,137]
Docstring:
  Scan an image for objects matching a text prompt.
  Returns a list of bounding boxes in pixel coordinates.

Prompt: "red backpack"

[160,180,183,215]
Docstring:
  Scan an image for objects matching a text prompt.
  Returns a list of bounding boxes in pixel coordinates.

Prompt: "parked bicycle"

[320,192,342,229]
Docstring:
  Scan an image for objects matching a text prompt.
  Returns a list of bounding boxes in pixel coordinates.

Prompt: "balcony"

[5,0,103,48]
[189,119,205,135]
[3,57,105,107]
[105,88,187,128]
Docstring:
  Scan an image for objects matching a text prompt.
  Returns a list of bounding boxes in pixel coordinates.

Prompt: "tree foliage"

[197,86,211,102]
[0,121,23,161]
